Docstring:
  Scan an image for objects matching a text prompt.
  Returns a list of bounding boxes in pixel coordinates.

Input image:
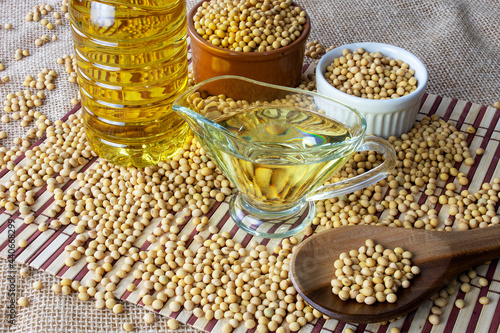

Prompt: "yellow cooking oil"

[69,0,189,168]
[209,106,353,212]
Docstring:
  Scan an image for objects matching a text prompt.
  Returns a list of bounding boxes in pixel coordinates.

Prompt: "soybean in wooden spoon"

[290,225,500,323]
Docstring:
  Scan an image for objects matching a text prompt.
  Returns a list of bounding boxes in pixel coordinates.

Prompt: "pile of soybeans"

[3,92,498,331]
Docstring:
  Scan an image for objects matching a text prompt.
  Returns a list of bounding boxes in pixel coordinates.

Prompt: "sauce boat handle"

[306,136,397,202]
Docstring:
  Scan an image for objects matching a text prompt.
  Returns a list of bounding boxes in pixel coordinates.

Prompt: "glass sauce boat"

[173,76,396,238]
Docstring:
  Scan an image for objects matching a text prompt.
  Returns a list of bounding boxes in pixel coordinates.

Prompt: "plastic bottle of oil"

[69,0,189,168]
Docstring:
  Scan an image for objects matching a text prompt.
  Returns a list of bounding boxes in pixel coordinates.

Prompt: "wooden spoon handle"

[412,225,500,274]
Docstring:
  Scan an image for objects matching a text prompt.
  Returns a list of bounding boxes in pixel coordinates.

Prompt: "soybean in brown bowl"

[187,0,311,88]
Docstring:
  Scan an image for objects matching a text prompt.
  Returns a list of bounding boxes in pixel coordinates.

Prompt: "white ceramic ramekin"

[316,42,428,138]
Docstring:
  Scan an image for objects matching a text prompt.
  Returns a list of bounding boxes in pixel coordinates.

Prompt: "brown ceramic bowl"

[187,1,311,88]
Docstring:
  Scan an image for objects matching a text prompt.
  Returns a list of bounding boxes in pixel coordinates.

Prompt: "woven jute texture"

[0,0,498,332]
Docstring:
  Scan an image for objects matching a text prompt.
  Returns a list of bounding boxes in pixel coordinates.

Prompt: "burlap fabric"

[0,0,498,332]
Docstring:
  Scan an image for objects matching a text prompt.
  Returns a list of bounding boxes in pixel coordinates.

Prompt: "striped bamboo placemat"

[1,64,500,332]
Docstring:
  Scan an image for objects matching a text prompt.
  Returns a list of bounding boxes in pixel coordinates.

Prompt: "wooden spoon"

[290,225,500,323]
